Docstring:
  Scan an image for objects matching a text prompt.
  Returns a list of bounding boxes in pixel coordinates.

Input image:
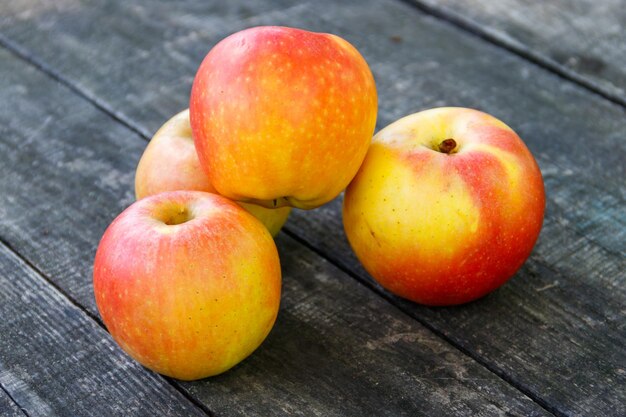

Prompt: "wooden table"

[0,1,624,415]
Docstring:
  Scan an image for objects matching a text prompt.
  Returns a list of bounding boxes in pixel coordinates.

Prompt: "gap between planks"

[0,33,152,140]
[397,0,626,108]
[0,236,216,417]
[0,381,29,417]
[282,228,561,417]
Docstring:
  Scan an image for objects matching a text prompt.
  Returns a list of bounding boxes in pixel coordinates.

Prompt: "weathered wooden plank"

[0,0,296,139]
[0,36,548,417]
[1,0,624,415]
[410,0,626,104]
[0,242,209,417]
[286,194,626,415]
[0,388,25,417]
[180,233,551,416]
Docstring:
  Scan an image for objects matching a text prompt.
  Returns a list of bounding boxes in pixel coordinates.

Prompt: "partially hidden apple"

[190,26,377,210]
[93,191,281,380]
[343,107,545,306]
[135,109,291,236]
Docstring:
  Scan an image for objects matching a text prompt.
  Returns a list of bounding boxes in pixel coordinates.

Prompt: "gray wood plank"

[0,388,25,417]
[0,242,209,417]
[0,36,548,417]
[411,0,626,104]
[0,0,624,415]
[181,233,550,417]
[0,0,296,139]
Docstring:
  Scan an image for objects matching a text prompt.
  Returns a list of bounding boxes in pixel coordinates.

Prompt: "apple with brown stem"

[343,107,545,306]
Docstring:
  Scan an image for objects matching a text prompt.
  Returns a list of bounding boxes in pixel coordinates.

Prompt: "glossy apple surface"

[135,109,291,236]
[343,107,545,306]
[93,191,281,380]
[190,26,377,209]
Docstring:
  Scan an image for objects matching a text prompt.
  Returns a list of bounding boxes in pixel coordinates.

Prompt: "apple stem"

[438,138,457,154]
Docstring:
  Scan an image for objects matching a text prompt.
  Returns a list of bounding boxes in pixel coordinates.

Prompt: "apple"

[93,191,282,380]
[134,109,291,236]
[343,107,545,306]
[190,26,377,210]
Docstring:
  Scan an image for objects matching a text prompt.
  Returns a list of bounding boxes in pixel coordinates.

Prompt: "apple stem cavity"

[156,205,194,226]
[438,138,457,154]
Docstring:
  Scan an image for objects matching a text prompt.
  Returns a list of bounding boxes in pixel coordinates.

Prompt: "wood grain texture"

[0,0,624,415]
[0,37,548,417]
[180,233,550,416]
[0,388,25,417]
[0,0,296,139]
[411,0,626,104]
[0,242,209,417]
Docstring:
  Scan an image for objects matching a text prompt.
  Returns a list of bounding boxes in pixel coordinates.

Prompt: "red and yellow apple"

[93,191,281,380]
[343,107,545,306]
[190,26,377,210]
[135,109,291,236]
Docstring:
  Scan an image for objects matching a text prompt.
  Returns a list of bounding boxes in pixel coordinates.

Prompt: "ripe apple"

[190,26,377,210]
[93,191,282,380]
[343,107,545,306]
[135,109,291,236]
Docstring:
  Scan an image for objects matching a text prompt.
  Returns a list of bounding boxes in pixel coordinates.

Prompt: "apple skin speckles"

[134,109,291,236]
[190,26,377,210]
[343,108,545,306]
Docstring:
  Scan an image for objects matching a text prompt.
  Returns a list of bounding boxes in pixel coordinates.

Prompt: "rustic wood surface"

[0,0,624,416]
[0,242,210,417]
[411,0,626,105]
[0,41,546,417]
[0,388,24,417]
